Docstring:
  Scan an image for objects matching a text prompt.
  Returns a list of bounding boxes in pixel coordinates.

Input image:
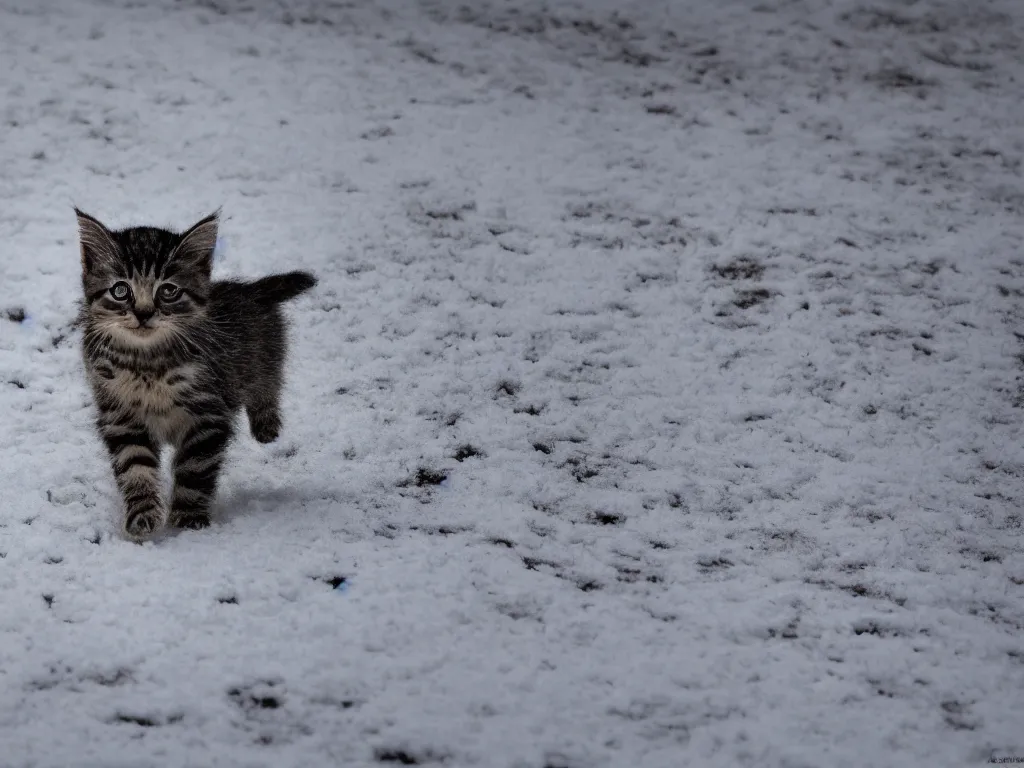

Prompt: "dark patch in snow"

[809,579,906,606]
[452,444,482,461]
[495,378,521,397]
[422,200,476,221]
[400,37,442,65]
[912,342,933,356]
[767,617,800,640]
[868,67,933,90]
[495,599,543,621]
[852,621,905,638]
[616,566,642,582]
[514,403,544,416]
[697,556,733,572]
[590,511,624,526]
[113,712,183,727]
[766,206,817,216]
[312,695,359,710]
[527,520,552,537]
[522,555,560,572]
[634,271,674,286]
[316,576,348,589]
[941,700,978,731]
[733,288,771,309]
[5,307,25,322]
[115,714,158,727]
[361,125,394,140]
[542,753,586,768]
[374,746,448,765]
[399,468,448,488]
[89,668,134,687]
[375,749,419,765]
[711,257,764,281]
[563,456,599,482]
[410,524,471,537]
[645,103,676,115]
[960,547,1002,563]
[229,681,283,711]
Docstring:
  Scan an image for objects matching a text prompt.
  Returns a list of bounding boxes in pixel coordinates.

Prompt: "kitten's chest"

[93,362,196,443]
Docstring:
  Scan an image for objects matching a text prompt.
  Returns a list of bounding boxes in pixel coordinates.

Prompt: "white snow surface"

[1,0,1023,765]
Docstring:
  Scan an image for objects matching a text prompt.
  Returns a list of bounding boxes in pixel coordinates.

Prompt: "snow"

[1,0,1023,765]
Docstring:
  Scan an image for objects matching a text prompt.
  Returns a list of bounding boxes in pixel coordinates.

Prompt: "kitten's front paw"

[123,506,165,542]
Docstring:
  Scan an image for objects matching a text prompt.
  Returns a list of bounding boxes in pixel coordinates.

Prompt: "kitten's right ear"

[170,210,220,277]
[75,208,118,274]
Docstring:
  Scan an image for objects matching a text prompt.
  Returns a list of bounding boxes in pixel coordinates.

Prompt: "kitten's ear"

[171,210,220,276]
[75,208,118,274]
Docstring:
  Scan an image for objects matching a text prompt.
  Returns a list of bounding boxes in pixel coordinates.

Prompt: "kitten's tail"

[250,271,318,304]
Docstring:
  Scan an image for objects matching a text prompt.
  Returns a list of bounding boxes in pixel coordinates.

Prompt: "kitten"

[76,208,316,542]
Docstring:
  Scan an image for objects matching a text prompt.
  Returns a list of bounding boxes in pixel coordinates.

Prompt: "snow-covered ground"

[1,0,1023,765]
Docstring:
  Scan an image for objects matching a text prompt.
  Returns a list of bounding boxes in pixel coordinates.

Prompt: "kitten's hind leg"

[247,399,282,444]
[169,415,234,529]
[246,365,284,444]
[245,309,287,444]
[98,417,165,542]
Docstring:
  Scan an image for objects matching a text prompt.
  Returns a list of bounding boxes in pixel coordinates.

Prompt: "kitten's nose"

[133,307,155,325]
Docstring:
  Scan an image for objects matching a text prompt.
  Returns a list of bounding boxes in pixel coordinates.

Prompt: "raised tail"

[250,271,318,304]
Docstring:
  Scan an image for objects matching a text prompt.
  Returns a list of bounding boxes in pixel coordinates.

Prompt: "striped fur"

[76,209,316,542]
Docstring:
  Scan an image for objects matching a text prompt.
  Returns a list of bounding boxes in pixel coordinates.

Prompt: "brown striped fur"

[76,209,316,541]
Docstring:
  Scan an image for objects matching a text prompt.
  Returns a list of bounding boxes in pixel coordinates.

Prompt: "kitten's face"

[76,210,218,349]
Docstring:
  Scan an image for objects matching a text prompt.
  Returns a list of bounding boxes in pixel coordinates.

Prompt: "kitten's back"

[207,271,316,409]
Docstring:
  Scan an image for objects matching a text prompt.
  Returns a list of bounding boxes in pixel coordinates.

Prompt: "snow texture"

[1,0,1023,765]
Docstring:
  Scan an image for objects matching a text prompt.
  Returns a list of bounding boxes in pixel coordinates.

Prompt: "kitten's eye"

[158,284,182,301]
[110,282,132,301]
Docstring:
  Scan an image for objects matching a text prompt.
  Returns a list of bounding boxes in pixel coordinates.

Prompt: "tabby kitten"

[76,209,316,542]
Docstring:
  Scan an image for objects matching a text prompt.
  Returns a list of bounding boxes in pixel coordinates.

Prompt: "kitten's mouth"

[112,324,164,346]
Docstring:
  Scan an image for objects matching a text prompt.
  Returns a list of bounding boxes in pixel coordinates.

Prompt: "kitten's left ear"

[171,209,220,276]
[75,208,119,274]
